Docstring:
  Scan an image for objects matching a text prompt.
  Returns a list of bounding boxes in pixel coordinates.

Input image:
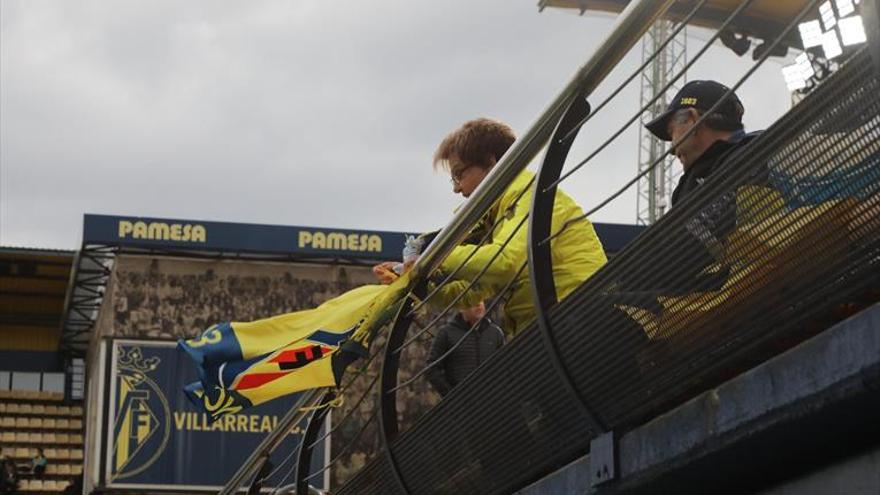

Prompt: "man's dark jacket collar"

[671,130,760,206]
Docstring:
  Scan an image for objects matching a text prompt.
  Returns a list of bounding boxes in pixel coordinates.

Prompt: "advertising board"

[83,214,413,261]
[101,339,327,491]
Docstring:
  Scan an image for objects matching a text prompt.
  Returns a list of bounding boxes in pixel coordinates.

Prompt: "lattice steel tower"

[636,19,687,225]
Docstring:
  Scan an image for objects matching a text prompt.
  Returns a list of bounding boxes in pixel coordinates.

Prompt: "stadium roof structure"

[539,0,810,49]
[0,246,75,355]
[56,213,648,357]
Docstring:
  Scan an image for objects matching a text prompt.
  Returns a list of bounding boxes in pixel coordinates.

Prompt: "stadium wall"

[83,254,383,493]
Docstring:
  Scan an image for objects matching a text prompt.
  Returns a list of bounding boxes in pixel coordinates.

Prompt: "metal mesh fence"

[335,46,880,495]
[555,46,880,430]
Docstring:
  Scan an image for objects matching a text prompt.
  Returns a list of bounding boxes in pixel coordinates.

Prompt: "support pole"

[219,390,321,495]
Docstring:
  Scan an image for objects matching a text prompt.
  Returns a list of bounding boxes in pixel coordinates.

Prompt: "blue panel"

[83,213,413,261]
[593,223,646,253]
[106,341,326,490]
[83,214,643,259]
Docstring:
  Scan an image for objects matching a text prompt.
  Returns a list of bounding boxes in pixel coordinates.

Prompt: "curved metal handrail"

[294,391,335,494]
[218,390,320,495]
[527,94,608,434]
[376,283,426,494]
[222,0,868,492]
[363,1,677,493]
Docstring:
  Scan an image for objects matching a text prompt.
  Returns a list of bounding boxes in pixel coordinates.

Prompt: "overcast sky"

[0,0,794,250]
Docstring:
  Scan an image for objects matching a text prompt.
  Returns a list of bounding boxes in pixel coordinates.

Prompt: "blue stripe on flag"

[307,328,355,347]
[178,322,243,368]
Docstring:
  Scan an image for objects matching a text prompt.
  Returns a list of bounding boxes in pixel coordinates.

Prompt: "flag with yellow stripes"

[179,273,411,421]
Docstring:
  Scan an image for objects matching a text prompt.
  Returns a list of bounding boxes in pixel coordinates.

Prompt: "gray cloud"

[1,1,792,249]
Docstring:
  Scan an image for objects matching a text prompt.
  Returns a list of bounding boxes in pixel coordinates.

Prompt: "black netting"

[334,454,398,495]
[552,47,880,430]
[336,326,591,495]
[336,47,880,495]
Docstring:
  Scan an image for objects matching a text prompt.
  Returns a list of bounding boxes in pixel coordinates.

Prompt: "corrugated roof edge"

[0,246,76,256]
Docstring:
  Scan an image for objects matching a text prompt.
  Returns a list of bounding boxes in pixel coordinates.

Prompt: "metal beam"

[636,18,687,225]
[0,290,67,298]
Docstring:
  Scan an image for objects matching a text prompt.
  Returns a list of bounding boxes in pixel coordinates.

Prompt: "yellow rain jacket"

[434,170,607,335]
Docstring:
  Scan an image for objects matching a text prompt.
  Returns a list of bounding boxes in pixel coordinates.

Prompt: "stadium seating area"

[0,392,84,494]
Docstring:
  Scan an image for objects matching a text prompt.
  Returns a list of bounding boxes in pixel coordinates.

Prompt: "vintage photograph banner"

[98,255,377,340]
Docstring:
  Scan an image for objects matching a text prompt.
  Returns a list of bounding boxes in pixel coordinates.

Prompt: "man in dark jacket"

[645,79,761,206]
[593,80,764,379]
[640,80,763,296]
[426,302,505,397]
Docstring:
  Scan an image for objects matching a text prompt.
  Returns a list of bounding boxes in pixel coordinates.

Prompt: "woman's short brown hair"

[433,118,516,171]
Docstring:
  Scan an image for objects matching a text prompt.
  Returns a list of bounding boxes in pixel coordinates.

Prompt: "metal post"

[219,389,321,495]
[864,0,880,77]
[295,391,334,495]
[636,18,687,225]
[376,286,425,495]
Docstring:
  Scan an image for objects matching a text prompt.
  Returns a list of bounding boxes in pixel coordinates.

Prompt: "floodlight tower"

[636,19,687,225]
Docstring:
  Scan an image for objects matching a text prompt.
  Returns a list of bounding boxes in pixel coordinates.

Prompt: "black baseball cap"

[645,80,744,141]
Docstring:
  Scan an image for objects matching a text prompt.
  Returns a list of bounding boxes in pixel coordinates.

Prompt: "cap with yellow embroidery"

[645,80,744,141]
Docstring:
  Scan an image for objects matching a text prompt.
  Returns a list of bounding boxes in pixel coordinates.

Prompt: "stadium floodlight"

[820,1,837,29]
[834,0,856,17]
[782,53,816,91]
[781,65,805,91]
[837,15,867,45]
[821,29,843,59]
[798,20,824,48]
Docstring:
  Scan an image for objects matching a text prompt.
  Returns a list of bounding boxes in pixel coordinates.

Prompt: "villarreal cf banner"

[99,340,329,491]
[178,274,411,421]
[179,274,409,420]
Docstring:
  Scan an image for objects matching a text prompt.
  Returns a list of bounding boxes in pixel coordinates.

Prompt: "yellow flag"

[180,274,412,421]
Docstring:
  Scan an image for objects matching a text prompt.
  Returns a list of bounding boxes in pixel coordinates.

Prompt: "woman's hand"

[403,255,419,272]
[372,261,399,285]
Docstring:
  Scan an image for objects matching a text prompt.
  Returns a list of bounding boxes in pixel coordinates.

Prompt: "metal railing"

[222,0,880,493]
[221,1,677,492]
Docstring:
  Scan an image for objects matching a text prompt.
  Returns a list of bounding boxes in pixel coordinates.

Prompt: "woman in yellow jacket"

[430,118,607,336]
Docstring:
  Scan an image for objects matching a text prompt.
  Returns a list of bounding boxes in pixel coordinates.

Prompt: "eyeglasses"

[450,166,472,185]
